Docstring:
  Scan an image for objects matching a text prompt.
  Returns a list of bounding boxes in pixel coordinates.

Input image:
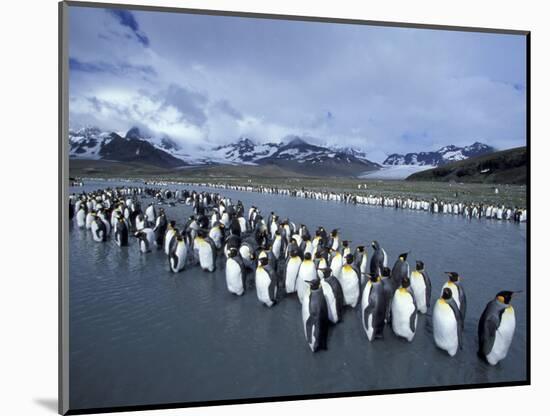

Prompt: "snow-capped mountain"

[69,127,380,175]
[69,127,186,168]
[383,142,495,166]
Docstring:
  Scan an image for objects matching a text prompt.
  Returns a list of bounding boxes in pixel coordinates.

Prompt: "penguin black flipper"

[458,284,467,326]
[267,268,278,303]
[449,298,463,349]
[408,290,418,333]
[423,270,432,308]
[170,252,178,271]
[478,303,501,357]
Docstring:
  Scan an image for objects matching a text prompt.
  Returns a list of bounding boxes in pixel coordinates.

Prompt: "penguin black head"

[399,252,409,261]
[290,248,299,257]
[343,240,350,247]
[306,279,320,290]
[258,256,269,267]
[228,248,238,258]
[176,234,184,242]
[441,287,453,300]
[304,252,312,261]
[371,240,379,250]
[445,272,460,282]
[401,276,411,289]
[197,229,207,238]
[319,267,332,279]
[345,253,354,264]
[170,220,176,227]
[382,267,391,278]
[331,229,338,236]
[356,245,365,252]
[275,229,281,236]
[496,290,521,304]
[416,260,424,271]
[368,273,379,283]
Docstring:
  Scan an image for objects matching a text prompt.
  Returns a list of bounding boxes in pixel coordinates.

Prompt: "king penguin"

[433,288,463,356]
[284,248,302,294]
[255,256,278,307]
[369,240,388,276]
[297,252,318,303]
[361,272,388,341]
[225,248,246,296]
[410,260,432,314]
[302,279,329,352]
[114,216,129,247]
[442,272,466,326]
[194,230,217,272]
[340,254,361,308]
[319,267,344,324]
[76,205,86,228]
[169,234,187,273]
[478,290,520,365]
[391,252,410,289]
[391,276,418,342]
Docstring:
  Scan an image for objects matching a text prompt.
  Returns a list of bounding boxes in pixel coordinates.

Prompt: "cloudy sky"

[68,5,527,162]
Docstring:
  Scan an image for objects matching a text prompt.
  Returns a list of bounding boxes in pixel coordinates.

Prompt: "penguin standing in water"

[135,228,155,253]
[164,221,177,255]
[255,256,278,307]
[410,260,431,314]
[391,277,418,342]
[194,230,217,272]
[340,254,361,308]
[369,240,388,276]
[284,248,302,294]
[169,234,188,273]
[296,253,317,303]
[91,215,107,242]
[442,272,467,326]
[391,252,410,289]
[478,291,520,365]
[319,267,344,324]
[433,288,463,356]
[114,216,129,247]
[145,203,156,227]
[225,248,246,296]
[361,272,388,341]
[76,205,86,228]
[302,279,329,352]
[153,208,168,248]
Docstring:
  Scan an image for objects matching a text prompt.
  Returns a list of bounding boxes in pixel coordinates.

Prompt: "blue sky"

[68,6,527,161]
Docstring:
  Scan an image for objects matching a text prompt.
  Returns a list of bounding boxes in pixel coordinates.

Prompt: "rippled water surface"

[69,180,527,410]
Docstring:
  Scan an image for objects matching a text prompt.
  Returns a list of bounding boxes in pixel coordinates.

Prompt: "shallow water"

[69,179,527,410]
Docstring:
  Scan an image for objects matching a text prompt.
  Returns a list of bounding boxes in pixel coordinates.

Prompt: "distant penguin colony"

[146,180,528,224]
[69,184,521,364]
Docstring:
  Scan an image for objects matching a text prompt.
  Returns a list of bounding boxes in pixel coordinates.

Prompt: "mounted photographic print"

[59,1,530,414]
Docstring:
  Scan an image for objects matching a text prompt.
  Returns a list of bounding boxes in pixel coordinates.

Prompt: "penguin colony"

[146,181,528,223]
[69,185,521,364]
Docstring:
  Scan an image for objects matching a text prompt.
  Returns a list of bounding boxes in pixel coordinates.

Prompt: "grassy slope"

[406,146,527,185]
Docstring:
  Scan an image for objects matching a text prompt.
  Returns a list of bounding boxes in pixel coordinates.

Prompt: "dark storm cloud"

[68,5,527,159]
[106,9,150,46]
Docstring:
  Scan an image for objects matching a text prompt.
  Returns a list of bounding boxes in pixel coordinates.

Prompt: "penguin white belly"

[272,237,282,258]
[238,218,247,233]
[85,213,94,229]
[301,288,314,348]
[361,283,375,340]
[411,272,427,314]
[391,290,417,342]
[164,230,175,255]
[487,307,516,365]
[330,256,343,280]
[226,258,244,296]
[340,266,359,307]
[255,267,274,307]
[433,300,459,356]
[285,257,302,293]
[297,262,316,303]
[171,242,187,272]
[198,242,214,272]
[76,210,86,228]
[209,228,222,249]
[90,222,103,242]
[321,280,338,323]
